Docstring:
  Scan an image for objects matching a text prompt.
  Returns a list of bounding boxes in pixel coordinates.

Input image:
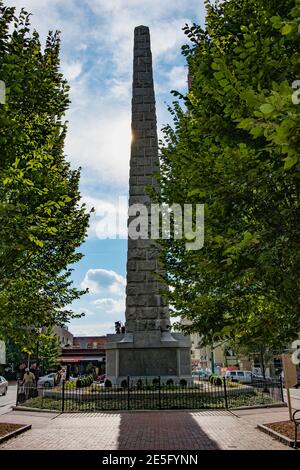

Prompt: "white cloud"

[107,78,131,100]
[69,321,115,337]
[65,104,131,188]
[81,195,128,239]
[81,269,126,295]
[71,307,95,318]
[168,65,188,91]
[61,61,83,82]
[93,297,125,314]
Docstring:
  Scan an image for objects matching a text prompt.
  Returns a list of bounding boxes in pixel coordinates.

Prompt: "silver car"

[0,375,8,395]
[37,373,56,388]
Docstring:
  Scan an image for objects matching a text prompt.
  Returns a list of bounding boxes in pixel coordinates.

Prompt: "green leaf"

[250,127,264,138]
[259,104,274,114]
[271,16,282,30]
[219,79,229,88]
[187,188,206,197]
[284,155,298,170]
[281,24,293,35]
[211,62,220,71]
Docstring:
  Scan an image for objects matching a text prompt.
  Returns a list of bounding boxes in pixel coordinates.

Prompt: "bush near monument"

[76,375,94,389]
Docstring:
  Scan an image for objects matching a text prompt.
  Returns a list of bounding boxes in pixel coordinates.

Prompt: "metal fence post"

[127,376,130,411]
[16,380,19,406]
[61,380,65,413]
[223,377,228,409]
[158,376,161,410]
[279,375,284,403]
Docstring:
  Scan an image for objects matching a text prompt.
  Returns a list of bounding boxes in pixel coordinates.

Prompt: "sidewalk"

[0,407,292,450]
[283,389,300,410]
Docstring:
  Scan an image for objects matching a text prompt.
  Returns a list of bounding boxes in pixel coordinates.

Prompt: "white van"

[224,370,253,384]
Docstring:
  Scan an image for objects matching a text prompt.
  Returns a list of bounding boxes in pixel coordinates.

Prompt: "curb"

[229,403,287,411]
[12,404,286,414]
[257,423,299,448]
[12,406,60,413]
[0,424,31,444]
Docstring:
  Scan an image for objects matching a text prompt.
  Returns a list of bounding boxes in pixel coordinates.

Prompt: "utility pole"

[210,347,215,374]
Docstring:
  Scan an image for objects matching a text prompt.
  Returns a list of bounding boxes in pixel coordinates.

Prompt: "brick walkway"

[0,408,292,450]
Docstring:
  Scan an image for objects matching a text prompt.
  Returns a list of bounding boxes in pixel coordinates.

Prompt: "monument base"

[105,331,192,385]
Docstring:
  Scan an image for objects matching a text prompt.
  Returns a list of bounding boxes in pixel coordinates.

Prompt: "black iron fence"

[16,376,284,412]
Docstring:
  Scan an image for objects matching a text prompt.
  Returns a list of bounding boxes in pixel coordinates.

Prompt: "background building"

[53,326,74,348]
[59,335,107,377]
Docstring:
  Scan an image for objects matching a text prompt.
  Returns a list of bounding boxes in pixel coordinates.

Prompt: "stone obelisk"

[105,26,191,384]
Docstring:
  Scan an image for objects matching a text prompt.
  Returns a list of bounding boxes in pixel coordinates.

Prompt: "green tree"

[5,337,25,365]
[38,331,62,373]
[160,0,300,350]
[0,3,90,348]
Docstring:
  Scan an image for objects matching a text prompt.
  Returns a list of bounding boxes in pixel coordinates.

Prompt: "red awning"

[58,356,81,363]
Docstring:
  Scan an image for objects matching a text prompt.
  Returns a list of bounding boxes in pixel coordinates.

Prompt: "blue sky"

[6,0,206,336]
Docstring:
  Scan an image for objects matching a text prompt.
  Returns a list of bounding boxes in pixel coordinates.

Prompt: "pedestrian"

[22,368,36,399]
[60,367,66,382]
[22,368,35,385]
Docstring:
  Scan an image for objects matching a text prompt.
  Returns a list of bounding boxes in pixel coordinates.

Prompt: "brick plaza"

[0,407,291,450]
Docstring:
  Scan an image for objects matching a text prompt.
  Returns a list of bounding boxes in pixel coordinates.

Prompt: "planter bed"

[258,421,300,448]
[0,423,31,444]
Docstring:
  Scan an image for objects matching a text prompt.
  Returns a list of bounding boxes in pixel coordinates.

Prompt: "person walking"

[22,368,36,399]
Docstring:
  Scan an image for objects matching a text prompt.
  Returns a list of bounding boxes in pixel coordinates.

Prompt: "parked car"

[224,370,253,384]
[192,370,209,380]
[95,374,106,383]
[252,373,264,380]
[37,373,57,388]
[69,375,78,381]
[0,376,8,396]
[252,373,275,384]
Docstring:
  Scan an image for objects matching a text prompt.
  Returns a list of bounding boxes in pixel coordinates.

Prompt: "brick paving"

[0,408,292,450]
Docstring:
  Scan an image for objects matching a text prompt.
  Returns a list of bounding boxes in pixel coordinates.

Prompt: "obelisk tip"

[134,25,150,35]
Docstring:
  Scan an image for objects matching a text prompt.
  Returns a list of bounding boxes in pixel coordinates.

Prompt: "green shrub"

[75,375,94,388]
[208,375,223,386]
[166,379,174,387]
[213,376,223,386]
[152,378,160,387]
[136,379,143,389]
[65,380,76,390]
[179,379,187,387]
[104,379,112,388]
[121,379,128,389]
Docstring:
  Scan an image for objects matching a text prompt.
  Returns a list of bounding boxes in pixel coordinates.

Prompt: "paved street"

[0,407,292,450]
[0,383,17,416]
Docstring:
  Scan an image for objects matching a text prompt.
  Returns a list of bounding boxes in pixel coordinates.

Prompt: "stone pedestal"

[106,332,191,385]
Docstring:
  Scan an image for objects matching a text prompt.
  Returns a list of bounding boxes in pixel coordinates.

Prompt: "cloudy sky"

[5,0,205,336]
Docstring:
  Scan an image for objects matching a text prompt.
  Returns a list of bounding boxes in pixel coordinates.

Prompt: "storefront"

[59,351,106,377]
